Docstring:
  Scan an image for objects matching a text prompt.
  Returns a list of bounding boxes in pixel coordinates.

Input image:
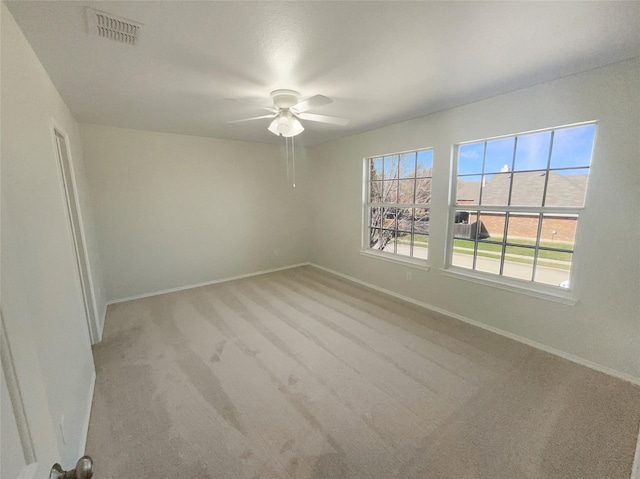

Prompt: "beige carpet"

[86,266,640,478]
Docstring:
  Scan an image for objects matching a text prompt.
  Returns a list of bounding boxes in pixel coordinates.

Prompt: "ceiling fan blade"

[292,94,332,113]
[227,114,277,124]
[297,112,350,126]
[225,98,278,114]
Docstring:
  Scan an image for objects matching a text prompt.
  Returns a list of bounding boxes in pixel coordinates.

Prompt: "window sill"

[361,249,430,271]
[439,266,577,305]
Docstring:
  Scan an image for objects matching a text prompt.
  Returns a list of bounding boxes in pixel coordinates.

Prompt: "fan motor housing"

[271,89,300,109]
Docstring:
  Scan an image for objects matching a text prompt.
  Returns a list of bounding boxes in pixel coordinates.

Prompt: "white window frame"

[361,148,433,269]
[444,122,597,302]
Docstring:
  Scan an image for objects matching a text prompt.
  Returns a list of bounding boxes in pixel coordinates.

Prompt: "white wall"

[308,58,640,381]
[1,3,102,465]
[79,124,310,302]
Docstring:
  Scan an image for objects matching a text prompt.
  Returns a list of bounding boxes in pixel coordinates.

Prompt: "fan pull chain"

[283,136,296,188]
[285,136,290,184]
[292,135,296,188]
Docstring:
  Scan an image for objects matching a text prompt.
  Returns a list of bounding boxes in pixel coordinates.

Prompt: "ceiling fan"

[228,89,349,137]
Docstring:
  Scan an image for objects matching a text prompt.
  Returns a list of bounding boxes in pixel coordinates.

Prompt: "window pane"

[514,131,551,171]
[415,177,432,204]
[484,137,515,173]
[381,180,397,203]
[397,208,413,231]
[390,229,412,258]
[481,172,510,206]
[550,124,595,169]
[540,214,577,250]
[370,158,383,180]
[383,155,399,180]
[506,213,539,246]
[398,179,415,204]
[399,152,416,178]
[383,207,398,230]
[456,176,481,205]
[452,239,475,269]
[417,149,433,176]
[503,245,534,281]
[369,180,383,203]
[377,206,396,229]
[369,228,382,249]
[510,171,545,206]
[534,252,572,287]
[365,148,431,262]
[369,207,385,229]
[478,211,506,242]
[412,233,428,260]
[381,230,396,253]
[545,168,589,207]
[469,211,490,241]
[446,125,595,287]
[453,210,477,239]
[458,142,484,175]
[475,242,502,275]
[413,208,430,236]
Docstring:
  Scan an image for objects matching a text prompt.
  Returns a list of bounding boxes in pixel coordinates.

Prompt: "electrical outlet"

[406,272,412,281]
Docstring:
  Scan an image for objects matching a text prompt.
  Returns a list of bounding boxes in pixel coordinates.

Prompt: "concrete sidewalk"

[386,241,569,286]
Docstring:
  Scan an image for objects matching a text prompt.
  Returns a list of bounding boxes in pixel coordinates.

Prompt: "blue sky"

[373,149,433,179]
[458,124,595,177]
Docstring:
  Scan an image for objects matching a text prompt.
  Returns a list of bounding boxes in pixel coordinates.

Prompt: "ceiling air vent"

[87,8,142,45]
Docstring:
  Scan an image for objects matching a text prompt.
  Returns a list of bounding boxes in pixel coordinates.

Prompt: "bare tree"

[368,159,433,250]
[369,158,398,250]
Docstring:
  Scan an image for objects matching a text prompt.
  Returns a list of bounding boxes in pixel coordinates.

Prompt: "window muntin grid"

[451,123,595,287]
[365,148,432,262]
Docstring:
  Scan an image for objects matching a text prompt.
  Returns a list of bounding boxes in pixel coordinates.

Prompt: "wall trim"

[309,263,640,387]
[107,263,311,305]
[79,369,96,458]
[49,120,101,346]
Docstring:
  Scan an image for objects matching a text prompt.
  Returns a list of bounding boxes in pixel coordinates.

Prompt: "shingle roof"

[458,171,587,207]
[457,180,481,202]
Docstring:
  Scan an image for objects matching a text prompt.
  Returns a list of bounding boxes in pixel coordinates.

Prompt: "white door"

[1,202,61,479]
[1,314,61,479]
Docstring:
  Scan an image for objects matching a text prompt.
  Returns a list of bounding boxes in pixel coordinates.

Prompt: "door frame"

[50,123,100,344]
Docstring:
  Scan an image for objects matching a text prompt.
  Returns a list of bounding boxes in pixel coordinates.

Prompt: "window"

[364,148,432,262]
[449,123,596,288]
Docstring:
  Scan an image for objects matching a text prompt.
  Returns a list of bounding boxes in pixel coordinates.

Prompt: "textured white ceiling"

[6,1,640,146]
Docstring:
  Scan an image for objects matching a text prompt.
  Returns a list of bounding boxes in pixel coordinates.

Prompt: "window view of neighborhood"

[366,149,433,261]
[451,123,596,287]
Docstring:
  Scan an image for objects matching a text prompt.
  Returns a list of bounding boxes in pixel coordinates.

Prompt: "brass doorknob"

[50,455,93,479]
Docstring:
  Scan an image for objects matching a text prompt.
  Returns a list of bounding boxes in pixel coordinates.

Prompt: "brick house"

[456,170,588,243]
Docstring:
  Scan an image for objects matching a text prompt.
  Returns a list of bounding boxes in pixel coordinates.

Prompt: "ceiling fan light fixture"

[268,113,304,137]
[285,116,304,137]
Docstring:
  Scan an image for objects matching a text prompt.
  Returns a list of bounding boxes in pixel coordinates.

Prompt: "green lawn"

[393,234,571,268]
[465,248,572,270]
[452,238,572,269]
[396,233,428,246]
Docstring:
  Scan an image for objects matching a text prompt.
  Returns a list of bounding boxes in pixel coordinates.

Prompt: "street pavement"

[387,242,569,286]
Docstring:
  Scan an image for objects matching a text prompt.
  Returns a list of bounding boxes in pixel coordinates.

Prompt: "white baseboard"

[97,303,106,343]
[107,263,311,305]
[309,263,640,387]
[632,423,640,479]
[79,369,96,458]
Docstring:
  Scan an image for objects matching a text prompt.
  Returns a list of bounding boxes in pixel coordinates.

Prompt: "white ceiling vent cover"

[87,8,142,45]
